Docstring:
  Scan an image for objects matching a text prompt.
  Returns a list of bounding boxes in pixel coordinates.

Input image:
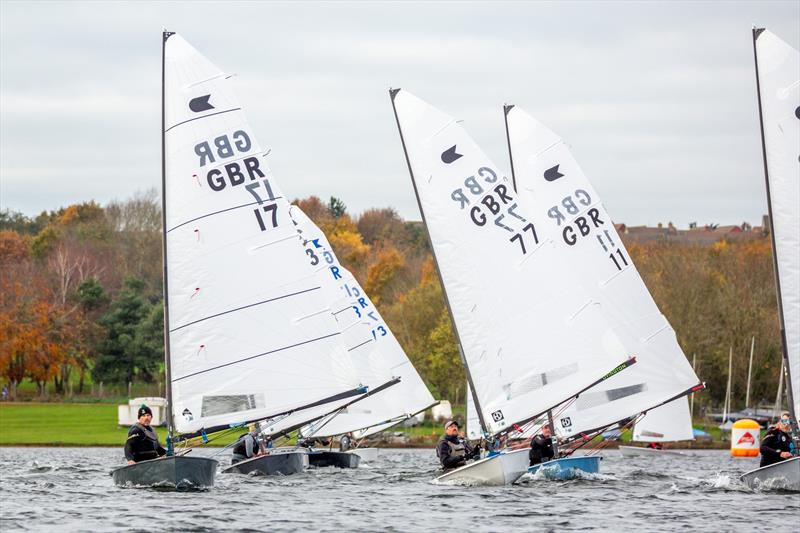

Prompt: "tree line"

[0,192,785,413]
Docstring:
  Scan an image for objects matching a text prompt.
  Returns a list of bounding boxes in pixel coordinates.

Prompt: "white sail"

[754,29,800,417]
[391,89,633,436]
[504,105,701,439]
[466,384,481,440]
[633,396,694,443]
[163,33,374,435]
[288,206,436,438]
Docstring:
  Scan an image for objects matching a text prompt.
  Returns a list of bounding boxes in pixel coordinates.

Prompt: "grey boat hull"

[223,451,308,476]
[740,456,800,491]
[307,450,360,468]
[111,455,218,490]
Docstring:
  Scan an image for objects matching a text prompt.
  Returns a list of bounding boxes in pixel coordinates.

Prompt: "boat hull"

[740,456,800,491]
[619,445,688,458]
[222,451,308,476]
[346,447,378,463]
[308,450,361,468]
[111,455,218,490]
[434,448,529,486]
[527,455,601,480]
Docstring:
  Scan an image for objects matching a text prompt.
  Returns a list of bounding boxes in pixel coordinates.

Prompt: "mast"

[388,88,490,436]
[745,336,755,410]
[723,346,733,424]
[160,30,176,442]
[503,104,518,193]
[752,27,799,429]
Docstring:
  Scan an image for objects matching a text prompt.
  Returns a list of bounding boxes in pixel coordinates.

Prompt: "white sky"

[1,1,798,227]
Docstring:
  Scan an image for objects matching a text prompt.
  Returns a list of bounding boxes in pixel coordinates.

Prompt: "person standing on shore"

[124,405,166,464]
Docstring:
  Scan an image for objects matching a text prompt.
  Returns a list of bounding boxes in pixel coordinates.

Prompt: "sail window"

[201,394,265,417]
[575,383,647,411]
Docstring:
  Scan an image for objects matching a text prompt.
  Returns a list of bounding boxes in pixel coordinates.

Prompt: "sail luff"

[160,30,176,441]
[388,88,490,435]
[752,27,799,424]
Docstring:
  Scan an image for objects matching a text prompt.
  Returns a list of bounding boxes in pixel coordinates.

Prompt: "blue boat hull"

[527,455,601,480]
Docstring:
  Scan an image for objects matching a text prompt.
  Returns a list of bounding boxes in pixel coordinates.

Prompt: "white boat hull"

[434,448,529,486]
[346,447,378,462]
[619,445,688,458]
[740,456,800,491]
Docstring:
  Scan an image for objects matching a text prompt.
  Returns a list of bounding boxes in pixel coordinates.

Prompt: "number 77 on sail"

[388,89,637,485]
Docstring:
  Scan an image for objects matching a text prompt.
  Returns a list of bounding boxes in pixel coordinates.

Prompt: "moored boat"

[618,446,688,458]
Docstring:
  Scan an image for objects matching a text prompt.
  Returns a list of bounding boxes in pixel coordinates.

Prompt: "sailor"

[124,405,166,464]
[231,426,264,464]
[759,416,794,468]
[436,420,480,470]
[339,432,355,452]
[529,425,556,466]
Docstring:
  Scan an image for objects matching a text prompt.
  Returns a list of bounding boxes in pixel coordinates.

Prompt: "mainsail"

[163,33,380,437]
[632,397,694,443]
[390,89,634,437]
[289,206,437,438]
[753,28,800,419]
[503,105,702,439]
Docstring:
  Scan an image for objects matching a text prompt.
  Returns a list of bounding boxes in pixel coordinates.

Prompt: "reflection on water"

[0,448,797,531]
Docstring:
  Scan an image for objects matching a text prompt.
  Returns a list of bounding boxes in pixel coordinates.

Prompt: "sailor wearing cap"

[124,405,166,465]
[436,420,481,471]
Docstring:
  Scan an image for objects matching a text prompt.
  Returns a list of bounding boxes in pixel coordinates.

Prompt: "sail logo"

[491,410,505,423]
[441,145,463,164]
[189,94,214,113]
[561,417,572,428]
[182,408,194,422]
[543,164,564,182]
[737,431,755,446]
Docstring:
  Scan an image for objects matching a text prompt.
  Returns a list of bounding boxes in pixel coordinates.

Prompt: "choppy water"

[0,447,797,532]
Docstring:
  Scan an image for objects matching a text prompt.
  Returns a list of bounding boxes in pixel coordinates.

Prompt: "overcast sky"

[1,1,798,227]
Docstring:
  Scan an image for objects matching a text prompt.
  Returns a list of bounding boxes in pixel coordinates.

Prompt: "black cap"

[138,405,153,418]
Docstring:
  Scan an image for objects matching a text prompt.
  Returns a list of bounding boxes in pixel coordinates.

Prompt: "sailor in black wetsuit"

[231,427,264,465]
[760,417,794,468]
[529,424,556,466]
[436,420,480,471]
[124,405,166,464]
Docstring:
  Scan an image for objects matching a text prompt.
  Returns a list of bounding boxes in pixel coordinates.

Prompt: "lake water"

[0,447,797,532]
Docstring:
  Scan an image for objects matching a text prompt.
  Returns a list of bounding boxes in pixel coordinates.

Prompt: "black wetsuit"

[232,433,260,464]
[437,434,480,470]
[760,427,792,468]
[529,434,555,466]
[124,423,166,463]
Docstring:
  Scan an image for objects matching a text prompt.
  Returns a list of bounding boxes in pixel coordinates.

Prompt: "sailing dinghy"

[289,206,437,466]
[619,397,694,457]
[502,105,703,477]
[389,89,637,485]
[740,28,800,492]
[113,32,393,485]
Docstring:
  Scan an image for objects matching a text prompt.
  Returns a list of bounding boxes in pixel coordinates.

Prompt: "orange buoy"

[731,419,761,457]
